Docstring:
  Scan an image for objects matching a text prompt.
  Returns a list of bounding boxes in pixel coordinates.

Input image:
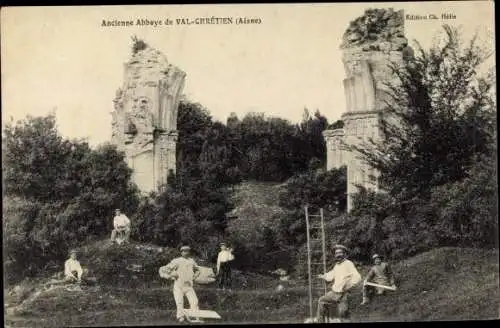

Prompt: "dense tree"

[430,150,497,248]
[277,167,347,247]
[224,109,329,182]
[351,25,495,206]
[3,114,72,201]
[295,108,329,169]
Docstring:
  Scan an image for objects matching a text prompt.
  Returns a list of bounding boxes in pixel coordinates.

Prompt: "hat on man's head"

[333,244,349,253]
[180,246,191,252]
[69,249,77,255]
[372,254,381,260]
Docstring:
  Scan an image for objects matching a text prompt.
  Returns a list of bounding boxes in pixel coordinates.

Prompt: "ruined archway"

[111,38,186,193]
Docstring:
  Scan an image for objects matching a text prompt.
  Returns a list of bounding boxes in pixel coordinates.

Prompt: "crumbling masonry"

[111,40,186,193]
[323,9,413,211]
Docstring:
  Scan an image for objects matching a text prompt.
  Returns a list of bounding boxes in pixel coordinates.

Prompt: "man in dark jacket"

[361,254,396,305]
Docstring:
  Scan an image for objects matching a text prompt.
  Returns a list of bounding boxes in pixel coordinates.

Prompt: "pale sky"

[1,2,495,146]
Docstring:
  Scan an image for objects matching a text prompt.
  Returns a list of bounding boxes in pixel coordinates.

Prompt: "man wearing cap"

[316,245,362,323]
[159,246,201,323]
[216,243,235,291]
[361,254,396,305]
[64,250,84,283]
[111,209,131,244]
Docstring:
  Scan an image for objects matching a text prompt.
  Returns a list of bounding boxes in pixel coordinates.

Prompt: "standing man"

[216,243,235,291]
[111,208,131,244]
[316,245,361,323]
[361,254,396,305]
[64,250,84,283]
[159,245,201,323]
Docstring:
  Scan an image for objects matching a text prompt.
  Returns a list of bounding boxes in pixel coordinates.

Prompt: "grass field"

[4,245,499,327]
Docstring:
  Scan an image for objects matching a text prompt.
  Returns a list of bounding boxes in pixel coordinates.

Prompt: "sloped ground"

[228,181,287,222]
[4,246,498,326]
[350,247,499,321]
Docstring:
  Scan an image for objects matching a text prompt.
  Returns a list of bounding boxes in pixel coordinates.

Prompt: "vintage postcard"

[2,2,497,326]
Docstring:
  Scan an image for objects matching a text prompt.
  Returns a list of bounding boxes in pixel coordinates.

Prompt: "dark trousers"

[363,284,386,302]
[218,261,232,289]
[317,291,349,322]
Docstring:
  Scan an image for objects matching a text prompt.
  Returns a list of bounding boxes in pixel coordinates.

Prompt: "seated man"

[64,250,84,283]
[361,254,396,305]
[111,208,131,244]
[316,244,361,323]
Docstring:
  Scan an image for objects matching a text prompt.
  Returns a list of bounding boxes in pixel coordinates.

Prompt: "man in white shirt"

[64,250,84,283]
[159,245,201,323]
[110,209,131,244]
[216,243,235,291]
[316,244,361,323]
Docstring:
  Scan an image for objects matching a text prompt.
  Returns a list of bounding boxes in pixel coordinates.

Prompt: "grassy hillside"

[351,247,499,321]
[227,180,287,224]
[5,246,498,326]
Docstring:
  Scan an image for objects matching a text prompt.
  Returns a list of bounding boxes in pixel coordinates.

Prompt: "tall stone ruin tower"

[323,9,412,212]
[111,38,186,193]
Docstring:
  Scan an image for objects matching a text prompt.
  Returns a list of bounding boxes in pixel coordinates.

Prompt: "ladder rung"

[307,214,323,217]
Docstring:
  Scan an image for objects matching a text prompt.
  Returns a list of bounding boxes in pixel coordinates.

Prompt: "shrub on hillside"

[430,153,498,248]
[226,220,284,272]
[342,190,441,261]
[344,154,497,260]
[78,242,178,287]
[277,167,347,247]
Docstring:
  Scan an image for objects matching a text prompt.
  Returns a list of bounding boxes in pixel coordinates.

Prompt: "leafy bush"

[277,166,347,247]
[430,153,497,248]
[131,35,148,54]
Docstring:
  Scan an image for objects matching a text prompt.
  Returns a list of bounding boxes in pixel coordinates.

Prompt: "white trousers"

[173,284,199,319]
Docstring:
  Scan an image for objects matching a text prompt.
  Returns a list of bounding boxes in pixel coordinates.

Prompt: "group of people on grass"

[58,209,132,284]
[60,208,235,323]
[59,209,395,323]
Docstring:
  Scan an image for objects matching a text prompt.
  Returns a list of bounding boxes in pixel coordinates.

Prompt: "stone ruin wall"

[111,41,186,193]
[323,8,412,211]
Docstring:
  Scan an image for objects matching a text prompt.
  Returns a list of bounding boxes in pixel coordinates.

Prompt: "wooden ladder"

[304,206,327,320]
